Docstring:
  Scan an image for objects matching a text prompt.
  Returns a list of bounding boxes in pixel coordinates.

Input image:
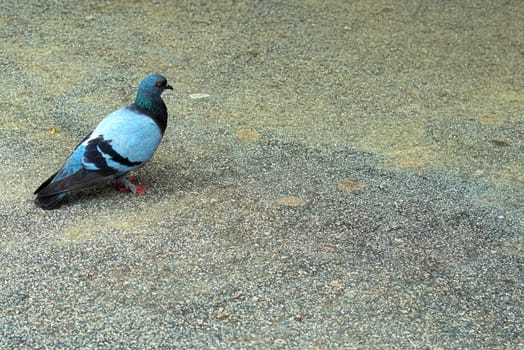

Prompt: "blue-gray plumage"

[34,73,173,209]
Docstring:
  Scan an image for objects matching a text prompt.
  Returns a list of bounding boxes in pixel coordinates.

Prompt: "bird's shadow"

[56,157,226,209]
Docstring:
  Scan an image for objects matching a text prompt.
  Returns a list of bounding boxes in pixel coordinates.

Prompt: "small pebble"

[189,93,210,99]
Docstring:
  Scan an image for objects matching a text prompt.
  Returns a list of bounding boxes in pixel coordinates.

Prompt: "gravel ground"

[1,1,523,348]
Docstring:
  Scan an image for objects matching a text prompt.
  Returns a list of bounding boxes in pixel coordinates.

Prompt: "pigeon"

[34,73,173,209]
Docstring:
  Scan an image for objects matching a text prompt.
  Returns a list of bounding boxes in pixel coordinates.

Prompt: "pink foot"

[116,177,134,192]
[133,184,150,195]
[116,177,150,195]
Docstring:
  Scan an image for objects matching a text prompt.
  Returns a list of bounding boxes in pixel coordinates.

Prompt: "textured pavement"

[1,1,522,348]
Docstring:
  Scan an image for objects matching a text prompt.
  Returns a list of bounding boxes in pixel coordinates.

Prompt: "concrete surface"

[0,1,522,348]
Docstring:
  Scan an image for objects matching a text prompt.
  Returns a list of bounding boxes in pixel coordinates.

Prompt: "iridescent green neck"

[131,89,168,134]
[135,94,154,110]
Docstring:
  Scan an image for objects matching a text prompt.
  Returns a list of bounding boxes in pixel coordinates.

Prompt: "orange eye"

[156,82,163,87]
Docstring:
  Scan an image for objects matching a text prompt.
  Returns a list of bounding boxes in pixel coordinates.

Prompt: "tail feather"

[35,193,68,210]
[34,167,117,209]
[34,170,59,195]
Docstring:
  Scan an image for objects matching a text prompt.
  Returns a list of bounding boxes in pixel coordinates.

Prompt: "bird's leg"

[116,176,150,195]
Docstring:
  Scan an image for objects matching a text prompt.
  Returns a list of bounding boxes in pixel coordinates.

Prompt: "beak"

[165,84,173,90]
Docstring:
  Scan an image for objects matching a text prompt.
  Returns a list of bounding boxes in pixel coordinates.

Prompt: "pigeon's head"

[138,73,173,96]
[135,73,173,110]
